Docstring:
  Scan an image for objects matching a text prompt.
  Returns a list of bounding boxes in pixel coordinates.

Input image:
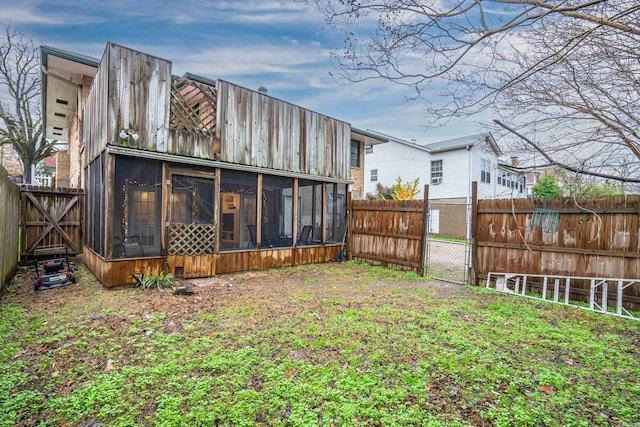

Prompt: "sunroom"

[60,43,352,286]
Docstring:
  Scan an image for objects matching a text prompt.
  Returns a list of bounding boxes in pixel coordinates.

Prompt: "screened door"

[168,173,216,255]
[128,186,162,255]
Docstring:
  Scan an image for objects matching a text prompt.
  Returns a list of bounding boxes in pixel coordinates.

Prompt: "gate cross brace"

[25,193,79,254]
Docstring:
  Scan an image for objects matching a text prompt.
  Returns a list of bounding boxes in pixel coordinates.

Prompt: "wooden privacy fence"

[0,166,20,294]
[475,195,640,308]
[20,186,83,260]
[348,198,428,275]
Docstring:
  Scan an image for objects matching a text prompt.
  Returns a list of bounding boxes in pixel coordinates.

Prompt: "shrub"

[134,271,174,290]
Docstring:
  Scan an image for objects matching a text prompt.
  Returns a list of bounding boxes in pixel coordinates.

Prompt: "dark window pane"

[112,156,163,258]
[262,175,294,248]
[298,180,323,245]
[326,183,347,243]
[350,140,360,167]
[171,175,215,225]
[219,169,257,250]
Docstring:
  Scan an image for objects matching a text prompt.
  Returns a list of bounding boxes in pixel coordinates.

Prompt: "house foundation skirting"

[83,245,341,287]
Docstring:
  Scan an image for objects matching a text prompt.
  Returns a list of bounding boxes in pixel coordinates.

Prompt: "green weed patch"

[0,262,638,426]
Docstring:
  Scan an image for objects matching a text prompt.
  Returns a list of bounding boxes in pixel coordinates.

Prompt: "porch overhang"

[351,127,388,146]
[106,145,354,185]
[40,46,99,143]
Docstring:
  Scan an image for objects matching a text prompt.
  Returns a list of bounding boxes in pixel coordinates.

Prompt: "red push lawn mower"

[31,245,76,291]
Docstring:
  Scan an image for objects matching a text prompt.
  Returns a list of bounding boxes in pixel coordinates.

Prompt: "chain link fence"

[426,199,471,283]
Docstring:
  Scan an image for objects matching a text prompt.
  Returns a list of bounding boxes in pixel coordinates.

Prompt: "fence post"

[469,181,478,285]
[346,191,352,260]
[419,184,430,277]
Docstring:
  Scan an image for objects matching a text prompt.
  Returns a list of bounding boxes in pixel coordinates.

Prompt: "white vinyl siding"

[364,136,526,200]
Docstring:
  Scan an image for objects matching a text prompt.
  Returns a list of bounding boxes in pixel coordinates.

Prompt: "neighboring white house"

[364,132,527,200]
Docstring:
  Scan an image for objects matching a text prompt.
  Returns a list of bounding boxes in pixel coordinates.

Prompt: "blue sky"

[4,0,485,143]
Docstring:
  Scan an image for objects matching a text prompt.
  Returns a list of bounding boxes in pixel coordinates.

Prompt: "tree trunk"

[23,151,34,184]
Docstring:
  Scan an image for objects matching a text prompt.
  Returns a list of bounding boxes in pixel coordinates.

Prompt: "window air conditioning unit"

[431,177,442,185]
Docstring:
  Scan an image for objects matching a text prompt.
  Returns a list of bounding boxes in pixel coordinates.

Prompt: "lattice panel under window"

[169,224,216,255]
[169,76,217,135]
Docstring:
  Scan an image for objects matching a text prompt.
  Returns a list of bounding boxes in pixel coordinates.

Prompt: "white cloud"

[0,6,64,25]
[18,0,485,146]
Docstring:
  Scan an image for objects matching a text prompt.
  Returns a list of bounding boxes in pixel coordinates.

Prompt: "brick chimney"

[511,156,518,167]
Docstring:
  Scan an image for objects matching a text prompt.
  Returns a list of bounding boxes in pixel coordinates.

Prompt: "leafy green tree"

[556,170,625,198]
[581,182,624,198]
[532,175,563,198]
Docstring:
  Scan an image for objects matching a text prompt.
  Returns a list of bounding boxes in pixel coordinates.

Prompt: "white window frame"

[481,159,491,184]
[370,169,378,182]
[431,160,443,185]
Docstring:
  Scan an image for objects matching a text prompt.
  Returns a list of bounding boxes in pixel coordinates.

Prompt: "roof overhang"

[351,127,388,146]
[182,72,217,87]
[41,45,99,142]
[497,163,525,174]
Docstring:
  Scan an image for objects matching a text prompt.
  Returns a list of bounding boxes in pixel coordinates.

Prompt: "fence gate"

[20,186,83,260]
[425,199,472,284]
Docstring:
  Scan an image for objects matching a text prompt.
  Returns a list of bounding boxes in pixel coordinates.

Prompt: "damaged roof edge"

[182,72,217,87]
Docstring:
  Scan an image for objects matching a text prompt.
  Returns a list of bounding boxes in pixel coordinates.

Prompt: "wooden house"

[41,42,384,286]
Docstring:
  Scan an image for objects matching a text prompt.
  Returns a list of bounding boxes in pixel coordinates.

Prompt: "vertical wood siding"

[83,48,109,164]
[218,80,350,179]
[107,44,171,153]
[0,167,20,295]
[84,246,340,286]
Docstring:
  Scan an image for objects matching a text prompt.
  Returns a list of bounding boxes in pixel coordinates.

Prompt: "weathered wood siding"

[83,48,109,164]
[476,196,640,305]
[83,246,168,287]
[107,44,171,153]
[84,245,340,286]
[0,167,20,295]
[166,128,219,159]
[217,80,350,179]
[349,199,427,274]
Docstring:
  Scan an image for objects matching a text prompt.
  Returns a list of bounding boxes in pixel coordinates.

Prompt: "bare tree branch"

[0,23,50,183]
[494,120,640,183]
[313,0,640,181]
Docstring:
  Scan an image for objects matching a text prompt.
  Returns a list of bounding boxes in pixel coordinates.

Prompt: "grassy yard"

[1,262,639,427]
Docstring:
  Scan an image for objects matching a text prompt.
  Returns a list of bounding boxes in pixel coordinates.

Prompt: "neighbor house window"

[431,160,443,184]
[497,170,506,186]
[350,140,361,167]
[481,159,491,183]
[219,170,257,251]
[370,169,378,182]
